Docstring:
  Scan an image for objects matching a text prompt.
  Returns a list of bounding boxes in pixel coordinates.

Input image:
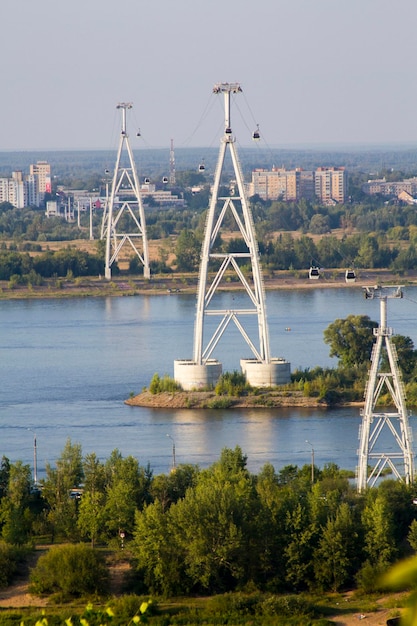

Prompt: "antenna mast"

[169,138,176,185]
[102,102,150,280]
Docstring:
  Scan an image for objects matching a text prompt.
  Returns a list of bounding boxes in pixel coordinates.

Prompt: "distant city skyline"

[2,0,417,151]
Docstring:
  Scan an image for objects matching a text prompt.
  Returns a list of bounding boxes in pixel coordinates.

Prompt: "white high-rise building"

[0,172,25,208]
[0,161,51,208]
[29,161,51,195]
[25,174,39,207]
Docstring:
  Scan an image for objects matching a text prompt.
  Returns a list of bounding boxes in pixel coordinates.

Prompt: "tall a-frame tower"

[174,83,290,390]
[103,103,150,280]
[357,285,414,492]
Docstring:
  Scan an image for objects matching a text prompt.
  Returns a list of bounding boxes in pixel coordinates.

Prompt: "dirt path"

[0,546,48,608]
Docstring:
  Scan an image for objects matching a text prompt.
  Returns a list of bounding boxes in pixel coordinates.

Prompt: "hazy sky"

[2,0,417,151]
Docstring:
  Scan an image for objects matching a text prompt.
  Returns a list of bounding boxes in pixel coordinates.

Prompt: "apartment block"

[0,161,51,208]
[314,167,347,204]
[29,161,51,194]
[362,177,417,197]
[0,171,26,208]
[249,166,346,204]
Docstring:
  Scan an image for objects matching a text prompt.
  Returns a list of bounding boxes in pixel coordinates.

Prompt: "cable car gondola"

[252,124,260,141]
[309,266,320,280]
[144,177,150,184]
[198,162,205,173]
[162,176,168,184]
[345,269,356,283]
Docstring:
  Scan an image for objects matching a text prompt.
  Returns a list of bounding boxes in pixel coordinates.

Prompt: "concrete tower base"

[174,359,223,391]
[240,358,291,387]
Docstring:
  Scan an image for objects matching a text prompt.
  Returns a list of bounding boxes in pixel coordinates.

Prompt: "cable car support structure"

[103,103,150,280]
[174,83,290,390]
[357,285,414,492]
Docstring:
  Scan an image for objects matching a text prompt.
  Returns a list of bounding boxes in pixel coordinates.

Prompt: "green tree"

[0,461,33,544]
[77,453,107,547]
[150,464,199,512]
[408,519,417,552]
[0,456,10,501]
[171,468,255,592]
[309,213,330,234]
[314,518,349,591]
[381,334,417,381]
[40,439,83,541]
[174,229,202,271]
[324,314,378,368]
[133,501,187,596]
[377,480,416,552]
[77,491,106,548]
[362,493,396,566]
[253,463,290,589]
[104,451,152,540]
[293,235,319,269]
[83,452,106,494]
[284,502,315,590]
[313,502,358,591]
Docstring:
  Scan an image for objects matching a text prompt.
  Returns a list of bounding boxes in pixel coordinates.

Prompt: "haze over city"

[2,0,417,151]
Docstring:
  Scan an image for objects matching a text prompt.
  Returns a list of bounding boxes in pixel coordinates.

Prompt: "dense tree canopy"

[1,442,417,597]
[324,315,378,368]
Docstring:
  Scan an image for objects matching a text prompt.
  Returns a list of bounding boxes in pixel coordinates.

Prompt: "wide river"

[1,286,417,479]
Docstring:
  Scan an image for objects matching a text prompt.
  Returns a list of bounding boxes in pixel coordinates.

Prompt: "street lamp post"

[166,434,176,471]
[306,440,314,484]
[27,428,38,485]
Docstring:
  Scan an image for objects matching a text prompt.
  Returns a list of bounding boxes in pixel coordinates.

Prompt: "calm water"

[1,286,417,478]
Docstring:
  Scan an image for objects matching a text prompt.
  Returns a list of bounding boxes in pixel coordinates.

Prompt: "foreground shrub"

[203,592,320,624]
[259,594,316,617]
[206,591,262,615]
[0,542,28,588]
[29,543,110,599]
[206,397,234,409]
[215,371,249,396]
[149,373,181,394]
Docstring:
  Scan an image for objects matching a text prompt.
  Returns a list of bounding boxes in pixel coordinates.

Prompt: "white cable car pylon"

[193,83,271,364]
[357,285,414,492]
[103,103,150,280]
[174,83,290,390]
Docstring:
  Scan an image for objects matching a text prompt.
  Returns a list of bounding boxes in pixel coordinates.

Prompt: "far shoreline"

[0,268,415,301]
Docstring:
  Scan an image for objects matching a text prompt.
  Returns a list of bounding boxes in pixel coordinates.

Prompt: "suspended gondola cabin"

[252,125,260,141]
[309,266,320,280]
[345,269,356,283]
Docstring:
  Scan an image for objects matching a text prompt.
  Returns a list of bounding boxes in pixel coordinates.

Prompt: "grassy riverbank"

[125,388,330,409]
[0,268,415,300]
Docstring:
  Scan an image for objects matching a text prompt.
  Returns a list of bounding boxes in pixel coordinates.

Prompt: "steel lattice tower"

[174,83,290,390]
[103,103,150,280]
[193,82,270,365]
[357,285,414,492]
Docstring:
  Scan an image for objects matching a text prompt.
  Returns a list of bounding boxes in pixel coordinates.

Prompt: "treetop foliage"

[2,440,416,599]
[324,315,378,368]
